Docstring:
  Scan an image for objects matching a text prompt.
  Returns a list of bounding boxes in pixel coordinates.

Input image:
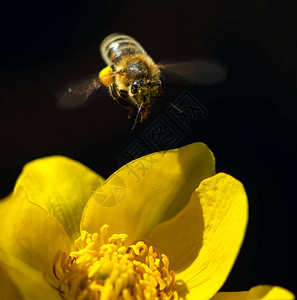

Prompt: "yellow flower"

[0,143,294,300]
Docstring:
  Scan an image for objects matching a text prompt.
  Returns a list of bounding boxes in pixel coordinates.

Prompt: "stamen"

[46,225,179,299]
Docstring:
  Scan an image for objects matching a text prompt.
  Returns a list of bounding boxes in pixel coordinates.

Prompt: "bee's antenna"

[160,98,183,114]
[168,102,183,113]
[132,102,144,130]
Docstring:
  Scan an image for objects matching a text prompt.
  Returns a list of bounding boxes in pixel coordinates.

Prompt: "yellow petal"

[0,263,23,300]
[211,285,295,300]
[14,156,104,243]
[246,285,295,300]
[0,253,60,300]
[148,187,204,273]
[0,187,71,276]
[175,173,248,300]
[211,291,247,299]
[82,143,215,244]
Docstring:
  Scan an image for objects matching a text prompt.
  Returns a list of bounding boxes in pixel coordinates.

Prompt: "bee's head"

[130,79,163,107]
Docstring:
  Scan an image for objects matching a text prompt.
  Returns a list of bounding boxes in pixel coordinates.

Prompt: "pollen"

[99,66,113,86]
[48,225,178,300]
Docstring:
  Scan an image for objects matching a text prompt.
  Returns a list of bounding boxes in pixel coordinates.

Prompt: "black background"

[1,0,296,296]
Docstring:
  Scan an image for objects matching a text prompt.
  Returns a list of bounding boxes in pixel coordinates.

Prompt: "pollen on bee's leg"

[45,225,180,299]
[99,66,113,86]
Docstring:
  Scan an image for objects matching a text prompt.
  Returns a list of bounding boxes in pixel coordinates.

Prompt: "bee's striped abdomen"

[100,33,146,65]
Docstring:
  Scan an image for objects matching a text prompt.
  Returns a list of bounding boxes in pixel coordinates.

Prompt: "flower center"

[48,225,178,299]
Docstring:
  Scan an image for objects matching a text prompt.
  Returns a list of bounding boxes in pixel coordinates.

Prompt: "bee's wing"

[158,59,227,85]
[54,73,102,109]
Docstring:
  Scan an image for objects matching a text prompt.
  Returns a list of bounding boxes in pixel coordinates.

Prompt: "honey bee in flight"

[99,33,163,127]
[58,33,226,129]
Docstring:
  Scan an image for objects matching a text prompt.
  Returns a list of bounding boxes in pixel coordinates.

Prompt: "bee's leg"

[109,82,119,101]
[109,82,134,118]
[140,107,150,122]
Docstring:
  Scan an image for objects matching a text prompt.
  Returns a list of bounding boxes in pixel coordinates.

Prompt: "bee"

[57,33,227,128]
[99,34,163,126]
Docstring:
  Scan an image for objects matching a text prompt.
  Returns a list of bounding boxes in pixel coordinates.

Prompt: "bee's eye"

[131,80,142,95]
